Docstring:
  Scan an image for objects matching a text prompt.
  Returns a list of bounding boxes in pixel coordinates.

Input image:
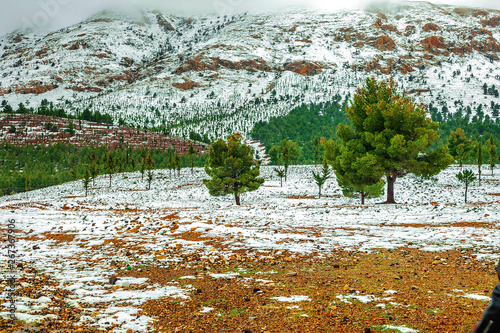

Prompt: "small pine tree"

[83,166,92,197]
[88,152,99,186]
[313,137,321,166]
[447,128,471,170]
[188,143,197,174]
[175,153,182,176]
[69,154,77,181]
[65,122,75,136]
[273,167,285,187]
[144,153,154,190]
[456,169,476,203]
[312,159,332,198]
[25,174,30,193]
[203,133,264,205]
[104,153,115,188]
[477,143,483,186]
[167,148,175,177]
[140,157,146,181]
[486,134,497,176]
[269,139,301,181]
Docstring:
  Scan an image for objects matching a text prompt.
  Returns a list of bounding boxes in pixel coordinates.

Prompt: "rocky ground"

[0,165,499,332]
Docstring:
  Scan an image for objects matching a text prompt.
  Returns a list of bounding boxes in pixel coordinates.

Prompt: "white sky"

[1,0,500,36]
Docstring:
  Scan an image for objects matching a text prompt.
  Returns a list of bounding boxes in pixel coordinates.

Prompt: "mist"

[1,0,500,36]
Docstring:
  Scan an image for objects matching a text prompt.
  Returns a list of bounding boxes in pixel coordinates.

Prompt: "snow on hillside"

[0,164,499,331]
[1,2,500,139]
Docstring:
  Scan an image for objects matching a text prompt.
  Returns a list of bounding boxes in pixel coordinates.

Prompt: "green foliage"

[104,152,115,188]
[486,134,497,175]
[268,140,301,181]
[0,143,206,197]
[65,122,76,136]
[250,97,348,163]
[203,133,264,205]
[456,169,476,203]
[311,159,332,198]
[82,166,92,197]
[476,142,483,185]
[340,77,453,203]
[447,128,472,168]
[145,153,155,190]
[188,143,197,174]
[324,138,384,204]
[273,167,285,187]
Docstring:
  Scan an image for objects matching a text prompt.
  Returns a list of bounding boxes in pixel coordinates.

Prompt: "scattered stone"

[109,276,119,285]
[286,271,297,277]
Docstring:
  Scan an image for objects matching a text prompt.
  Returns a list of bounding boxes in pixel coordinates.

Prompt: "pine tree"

[325,139,385,204]
[203,133,264,205]
[339,77,453,203]
[456,169,476,203]
[273,167,285,187]
[175,153,182,176]
[104,152,115,188]
[269,140,301,181]
[188,143,197,174]
[313,137,321,166]
[144,153,154,190]
[312,159,332,198]
[447,128,472,169]
[140,157,146,181]
[486,134,497,176]
[69,154,77,181]
[88,152,99,186]
[476,142,483,186]
[167,148,175,177]
[82,166,92,197]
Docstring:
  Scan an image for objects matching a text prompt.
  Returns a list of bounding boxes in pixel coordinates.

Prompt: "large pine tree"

[339,77,453,203]
[203,133,264,205]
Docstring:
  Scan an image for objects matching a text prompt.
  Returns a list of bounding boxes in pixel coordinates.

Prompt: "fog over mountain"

[2,0,500,36]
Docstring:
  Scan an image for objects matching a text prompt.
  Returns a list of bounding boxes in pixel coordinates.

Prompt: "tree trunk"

[464,184,468,203]
[386,174,397,203]
[318,186,321,198]
[109,174,112,188]
[280,177,282,187]
[234,193,240,206]
[478,168,481,186]
[361,191,365,205]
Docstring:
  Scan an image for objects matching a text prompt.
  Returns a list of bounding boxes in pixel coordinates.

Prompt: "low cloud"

[1,0,499,36]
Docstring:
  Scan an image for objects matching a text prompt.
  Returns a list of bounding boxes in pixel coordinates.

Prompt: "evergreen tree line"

[250,95,349,163]
[1,100,113,125]
[0,143,205,196]
[1,100,211,144]
[250,94,500,168]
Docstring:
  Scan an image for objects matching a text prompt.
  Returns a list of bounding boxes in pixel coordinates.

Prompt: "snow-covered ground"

[0,164,499,331]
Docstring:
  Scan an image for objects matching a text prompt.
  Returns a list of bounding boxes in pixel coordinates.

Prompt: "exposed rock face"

[172,78,202,90]
[405,25,416,36]
[283,61,326,75]
[482,16,500,28]
[174,55,272,74]
[156,14,175,32]
[0,82,56,96]
[469,29,500,53]
[421,36,448,54]
[423,23,441,32]
[372,36,396,51]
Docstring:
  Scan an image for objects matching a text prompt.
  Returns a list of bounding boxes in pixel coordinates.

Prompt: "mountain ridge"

[1,1,500,138]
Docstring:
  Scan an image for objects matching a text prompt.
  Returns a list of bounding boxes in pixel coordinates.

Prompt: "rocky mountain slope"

[1,1,500,138]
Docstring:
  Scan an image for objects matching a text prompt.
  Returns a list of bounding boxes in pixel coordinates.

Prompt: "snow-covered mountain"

[1,1,500,138]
